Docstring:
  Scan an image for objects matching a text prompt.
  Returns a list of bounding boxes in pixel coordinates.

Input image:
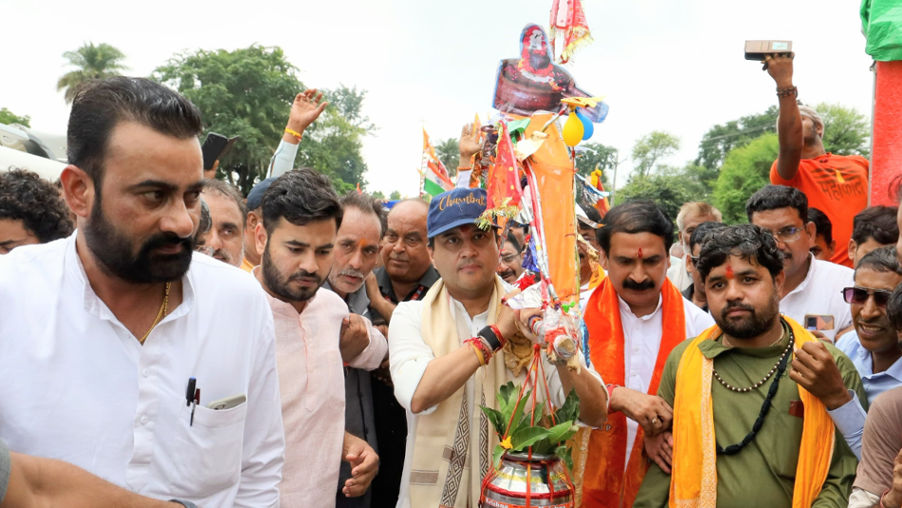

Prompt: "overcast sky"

[1,0,872,196]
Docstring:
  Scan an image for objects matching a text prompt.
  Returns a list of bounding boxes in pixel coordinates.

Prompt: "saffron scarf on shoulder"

[581,277,687,507]
[668,316,835,508]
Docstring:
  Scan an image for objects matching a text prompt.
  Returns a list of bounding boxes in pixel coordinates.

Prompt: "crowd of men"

[0,50,901,508]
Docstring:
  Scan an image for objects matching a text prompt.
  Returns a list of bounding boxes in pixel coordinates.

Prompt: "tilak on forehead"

[637,248,643,259]
[725,264,734,279]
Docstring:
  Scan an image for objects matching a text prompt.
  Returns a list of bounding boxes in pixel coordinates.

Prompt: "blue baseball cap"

[246,177,277,211]
[427,188,489,239]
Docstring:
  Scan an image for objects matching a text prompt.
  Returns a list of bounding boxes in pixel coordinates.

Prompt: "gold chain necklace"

[138,281,172,344]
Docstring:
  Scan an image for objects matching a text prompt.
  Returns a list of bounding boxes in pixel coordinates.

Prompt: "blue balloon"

[576,108,594,140]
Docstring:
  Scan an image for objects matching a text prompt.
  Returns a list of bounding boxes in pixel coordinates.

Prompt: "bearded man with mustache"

[253,169,386,506]
[633,224,863,507]
[0,77,286,506]
[580,201,714,508]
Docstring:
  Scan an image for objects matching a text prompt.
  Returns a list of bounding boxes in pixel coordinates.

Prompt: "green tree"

[695,106,778,172]
[57,42,128,104]
[295,85,373,195]
[389,190,402,200]
[0,107,30,127]
[575,142,618,185]
[371,190,386,200]
[614,172,706,221]
[153,45,371,195]
[631,131,680,178]
[435,138,459,177]
[712,133,779,224]
[815,102,870,157]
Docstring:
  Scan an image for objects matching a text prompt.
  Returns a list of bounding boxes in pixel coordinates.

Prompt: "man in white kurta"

[0,77,284,507]
[0,238,285,506]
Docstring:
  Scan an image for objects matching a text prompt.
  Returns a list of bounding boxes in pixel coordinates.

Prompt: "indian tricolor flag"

[421,128,454,198]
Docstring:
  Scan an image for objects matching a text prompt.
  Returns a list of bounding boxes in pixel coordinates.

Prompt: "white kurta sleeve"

[266,139,299,178]
[388,301,438,414]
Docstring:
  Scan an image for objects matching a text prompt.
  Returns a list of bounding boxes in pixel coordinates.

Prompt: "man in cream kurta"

[389,188,609,508]
[252,169,385,507]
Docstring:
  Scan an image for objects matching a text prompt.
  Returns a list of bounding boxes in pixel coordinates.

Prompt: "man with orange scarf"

[633,224,862,507]
[581,201,714,507]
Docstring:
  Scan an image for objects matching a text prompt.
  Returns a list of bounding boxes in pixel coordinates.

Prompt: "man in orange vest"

[581,201,714,507]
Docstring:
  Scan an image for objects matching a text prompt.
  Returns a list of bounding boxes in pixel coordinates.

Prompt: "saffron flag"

[549,0,592,64]
[478,121,523,231]
[486,121,522,210]
[588,167,611,217]
[421,129,454,198]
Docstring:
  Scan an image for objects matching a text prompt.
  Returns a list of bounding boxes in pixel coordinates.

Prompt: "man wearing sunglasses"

[835,246,902,406]
[787,246,902,460]
[747,185,853,342]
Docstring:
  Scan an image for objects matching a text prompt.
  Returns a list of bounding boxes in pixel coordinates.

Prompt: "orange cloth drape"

[669,317,835,508]
[524,113,580,306]
[581,278,687,507]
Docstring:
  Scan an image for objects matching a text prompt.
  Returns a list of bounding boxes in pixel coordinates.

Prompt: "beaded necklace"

[714,326,795,456]
[713,333,794,392]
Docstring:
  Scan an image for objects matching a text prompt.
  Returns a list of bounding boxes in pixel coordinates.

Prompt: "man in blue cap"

[240,177,276,272]
[388,188,608,508]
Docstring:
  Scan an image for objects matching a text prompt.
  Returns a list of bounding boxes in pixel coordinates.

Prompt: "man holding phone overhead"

[759,50,869,268]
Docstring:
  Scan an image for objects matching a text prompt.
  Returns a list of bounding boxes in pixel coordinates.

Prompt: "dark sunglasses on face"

[842,286,892,308]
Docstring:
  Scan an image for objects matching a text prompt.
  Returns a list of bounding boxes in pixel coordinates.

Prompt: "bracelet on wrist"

[776,86,798,98]
[284,127,303,141]
[465,337,492,366]
[468,342,486,366]
[489,324,506,348]
[479,325,503,352]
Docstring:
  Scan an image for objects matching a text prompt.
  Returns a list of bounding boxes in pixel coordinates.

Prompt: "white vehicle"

[0,123,66,180]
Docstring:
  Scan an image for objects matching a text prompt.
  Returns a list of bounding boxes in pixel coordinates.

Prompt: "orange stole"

[582,278,687,508]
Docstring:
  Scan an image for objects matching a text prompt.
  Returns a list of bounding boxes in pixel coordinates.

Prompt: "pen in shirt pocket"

[186,377,200,426]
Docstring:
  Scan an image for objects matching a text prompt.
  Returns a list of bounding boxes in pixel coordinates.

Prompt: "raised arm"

[765,53,803,181]
[267,89,328,178]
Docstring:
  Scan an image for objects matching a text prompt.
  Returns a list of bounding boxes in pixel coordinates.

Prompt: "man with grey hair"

[322,191,390,508]
[196,179,246,267]
[763,53,869,268]
[667,201,722,291]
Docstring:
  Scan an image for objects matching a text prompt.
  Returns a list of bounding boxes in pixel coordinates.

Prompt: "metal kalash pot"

[481,452,574,507]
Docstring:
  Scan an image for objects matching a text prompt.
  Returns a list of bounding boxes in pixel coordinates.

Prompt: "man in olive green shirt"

[634,225,863,507]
